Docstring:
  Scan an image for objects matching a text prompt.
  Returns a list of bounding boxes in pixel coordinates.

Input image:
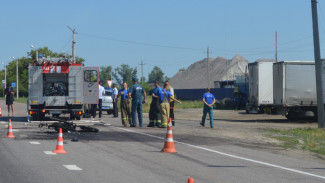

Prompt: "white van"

[101,87,114,115]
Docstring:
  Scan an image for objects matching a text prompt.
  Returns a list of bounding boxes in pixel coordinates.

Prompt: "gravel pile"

[170,55,249,89]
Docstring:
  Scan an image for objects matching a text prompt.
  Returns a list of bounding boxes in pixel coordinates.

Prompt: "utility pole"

[68,26,77,62]
[275,31,278,62]
[14,57,18,99]
[139,60,145,83]
[311,0,324,128]
[207,47,210,88]
[206,47,212,88]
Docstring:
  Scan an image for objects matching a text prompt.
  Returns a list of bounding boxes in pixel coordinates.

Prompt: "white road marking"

[29,141,40,145]
[12,129,20,132]
[63,165,82,170]
[0,122,7,124]
[19,134,28,138]
[43,151,57,155]
[117,127,325,180]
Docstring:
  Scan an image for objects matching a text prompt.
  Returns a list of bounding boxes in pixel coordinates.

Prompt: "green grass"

[265,128,325,155]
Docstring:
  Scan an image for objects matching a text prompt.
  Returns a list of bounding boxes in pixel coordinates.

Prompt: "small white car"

[101,87,114,115]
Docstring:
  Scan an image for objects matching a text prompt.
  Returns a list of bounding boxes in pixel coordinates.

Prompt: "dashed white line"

[43,151,57,155]
[29,141,40,145]
[117,127,325,180]
[63,165,82,170]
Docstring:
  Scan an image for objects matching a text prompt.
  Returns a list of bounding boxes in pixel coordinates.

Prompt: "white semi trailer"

[273,61,317,120]
[246,61,274,113]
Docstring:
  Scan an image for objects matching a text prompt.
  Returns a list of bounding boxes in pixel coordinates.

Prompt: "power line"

[79,32,205,51]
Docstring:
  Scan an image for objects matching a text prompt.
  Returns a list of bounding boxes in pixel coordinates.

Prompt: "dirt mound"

[170,55,248,89]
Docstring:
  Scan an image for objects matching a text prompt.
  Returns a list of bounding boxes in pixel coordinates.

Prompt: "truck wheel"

[39,114,45,121]
[32,115,39,121]
[76,116,81,120]
[70,115,76,120]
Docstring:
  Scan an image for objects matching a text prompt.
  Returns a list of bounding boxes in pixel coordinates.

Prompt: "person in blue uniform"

[128,78,146,127]
[200,88,216,128]
[148,81,162,127]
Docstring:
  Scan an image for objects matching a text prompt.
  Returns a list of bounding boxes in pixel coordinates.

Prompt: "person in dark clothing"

[5,84,14,117]
[148,81,162,127]
[112,84,119,117]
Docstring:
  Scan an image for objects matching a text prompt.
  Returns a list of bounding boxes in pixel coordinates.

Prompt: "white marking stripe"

[30,141,40,145]
[167,130,172,134]
[117,127,325,180]
[19,134,27,138]
[12,129,20,132]
[57,141,64,145]
[166,138,174,142]
[58,134,62,137]
[43,151,56,155]
[63,165,82,170]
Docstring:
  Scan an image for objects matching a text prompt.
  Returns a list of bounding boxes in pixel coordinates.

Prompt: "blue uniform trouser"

[132,100,143,127]
[201,105,214,127]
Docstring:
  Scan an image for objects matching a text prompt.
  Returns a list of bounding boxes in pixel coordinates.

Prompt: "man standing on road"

[98,81,105,119]
[112,84,119,117]
[128,78,146,127]
[200,88,216,128]
[159,83,182,128]
[5,84,14,117]
[148,81,162,127]
[165,81,176,126]
[118,82,132,127]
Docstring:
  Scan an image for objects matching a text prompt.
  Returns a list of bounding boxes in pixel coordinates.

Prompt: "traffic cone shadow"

[53,128,67,154]
[161,118,177,153]
[6,118,15,138]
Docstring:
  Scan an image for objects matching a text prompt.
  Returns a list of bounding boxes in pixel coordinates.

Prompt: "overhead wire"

[78,32,205,51]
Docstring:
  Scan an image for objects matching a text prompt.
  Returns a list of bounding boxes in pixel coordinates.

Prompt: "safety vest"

[167,85,175,101]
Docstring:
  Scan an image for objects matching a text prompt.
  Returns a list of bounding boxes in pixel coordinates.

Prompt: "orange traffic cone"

[6,119,15,138]
[188,177,194,183]
[0,106,2,117]
[161,118,177,153]
[53,128,67,154]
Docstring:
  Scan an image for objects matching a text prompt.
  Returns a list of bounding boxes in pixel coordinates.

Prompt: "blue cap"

[132,77,138,81]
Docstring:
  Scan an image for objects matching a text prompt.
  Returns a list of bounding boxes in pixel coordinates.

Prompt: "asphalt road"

[0,101,324,183]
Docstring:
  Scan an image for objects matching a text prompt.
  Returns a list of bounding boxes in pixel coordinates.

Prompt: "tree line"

[0,47,169,97]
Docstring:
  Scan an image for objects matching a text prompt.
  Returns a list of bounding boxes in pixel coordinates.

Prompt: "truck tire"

[76,116,81,120]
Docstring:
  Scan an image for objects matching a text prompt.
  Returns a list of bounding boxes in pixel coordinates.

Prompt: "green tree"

[100,66,112,87]
[112,64,137,86]
[148,66,165,83]
[0,47,87,97]
[140,81,150,95]
[27,46,85,64]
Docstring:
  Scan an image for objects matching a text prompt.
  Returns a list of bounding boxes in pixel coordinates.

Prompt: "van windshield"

[105,90,112,96]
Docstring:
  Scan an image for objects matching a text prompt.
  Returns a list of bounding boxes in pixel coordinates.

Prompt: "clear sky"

[0,0,324,79]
